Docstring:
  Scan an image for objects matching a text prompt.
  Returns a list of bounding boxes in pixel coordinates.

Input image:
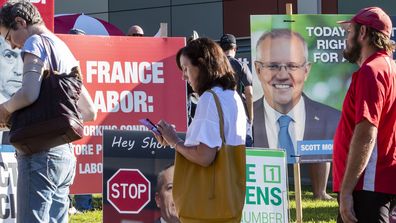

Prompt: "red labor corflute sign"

[58,35,186,194]
[107,169,151,214]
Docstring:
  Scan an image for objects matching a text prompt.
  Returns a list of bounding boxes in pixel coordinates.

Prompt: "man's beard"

[343,33,362,63]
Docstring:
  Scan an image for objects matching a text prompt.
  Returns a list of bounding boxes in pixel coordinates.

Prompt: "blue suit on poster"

[253,94,340,160]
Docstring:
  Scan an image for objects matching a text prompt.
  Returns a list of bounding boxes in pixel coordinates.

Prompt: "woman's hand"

[153,132,169,147]
[156,120,181,147]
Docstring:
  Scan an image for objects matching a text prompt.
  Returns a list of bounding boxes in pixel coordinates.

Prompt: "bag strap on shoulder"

[207,89,226,145]
[40,35,58,73]
[40,35,82,80]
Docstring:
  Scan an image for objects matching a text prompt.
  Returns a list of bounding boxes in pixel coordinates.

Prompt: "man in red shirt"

[333,7,396,223]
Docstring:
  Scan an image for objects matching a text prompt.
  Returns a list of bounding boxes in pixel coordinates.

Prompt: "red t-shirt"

[333,51,396,194]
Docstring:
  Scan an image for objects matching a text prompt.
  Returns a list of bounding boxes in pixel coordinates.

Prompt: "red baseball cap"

[338,7,392,37]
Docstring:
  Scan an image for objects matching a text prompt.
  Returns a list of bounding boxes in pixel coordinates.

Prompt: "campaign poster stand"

[242,149,289,223]
[56,35,186,194]
[297,140,333,163]
[103,131,290,223]
[102,130,183,223]
[0,144,17,223]
[284,4,303,223]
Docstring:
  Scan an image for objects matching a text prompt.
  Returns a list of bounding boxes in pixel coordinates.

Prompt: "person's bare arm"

[244,85,253,122]
[173,142,216,167]
[78,85,97,122]
[155,120,217,167]
[339,119,377,223]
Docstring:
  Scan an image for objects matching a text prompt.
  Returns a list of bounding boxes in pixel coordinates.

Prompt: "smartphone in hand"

[139,118,161,135]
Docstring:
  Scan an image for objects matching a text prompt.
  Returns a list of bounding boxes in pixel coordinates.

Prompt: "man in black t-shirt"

[220,34,253,146]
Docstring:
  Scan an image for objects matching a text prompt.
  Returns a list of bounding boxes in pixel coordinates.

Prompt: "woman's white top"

[185,86,246,149]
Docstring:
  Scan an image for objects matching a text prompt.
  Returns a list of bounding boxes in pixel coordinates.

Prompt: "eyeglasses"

[255,61,308,73]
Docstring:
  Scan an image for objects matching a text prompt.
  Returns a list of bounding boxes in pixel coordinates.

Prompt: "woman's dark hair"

[176,37,236,96]
[0,1,43,30]
[176,46,184,70]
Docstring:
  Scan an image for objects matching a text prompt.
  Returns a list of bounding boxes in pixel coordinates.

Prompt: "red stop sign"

[107,169,151,214]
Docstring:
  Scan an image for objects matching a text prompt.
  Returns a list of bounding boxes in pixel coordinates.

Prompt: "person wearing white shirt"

[155,38,246,167]
[154,37,246,221]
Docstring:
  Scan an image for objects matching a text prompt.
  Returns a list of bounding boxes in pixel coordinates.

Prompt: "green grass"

[69,210,102,223]
[289,190,338,223]
[70,190,338,223]
[69,194,102,223]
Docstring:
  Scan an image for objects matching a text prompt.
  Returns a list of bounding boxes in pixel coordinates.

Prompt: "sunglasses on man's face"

[130,33,143,37]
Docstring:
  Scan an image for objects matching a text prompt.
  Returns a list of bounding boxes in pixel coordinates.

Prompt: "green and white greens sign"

[242,149,288,223]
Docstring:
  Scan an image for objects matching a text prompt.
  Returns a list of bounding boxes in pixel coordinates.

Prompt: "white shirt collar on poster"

[263,96,306,151]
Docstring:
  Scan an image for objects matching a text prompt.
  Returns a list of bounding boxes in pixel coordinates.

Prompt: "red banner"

[57,35,187,194]
[0,0,54,31]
